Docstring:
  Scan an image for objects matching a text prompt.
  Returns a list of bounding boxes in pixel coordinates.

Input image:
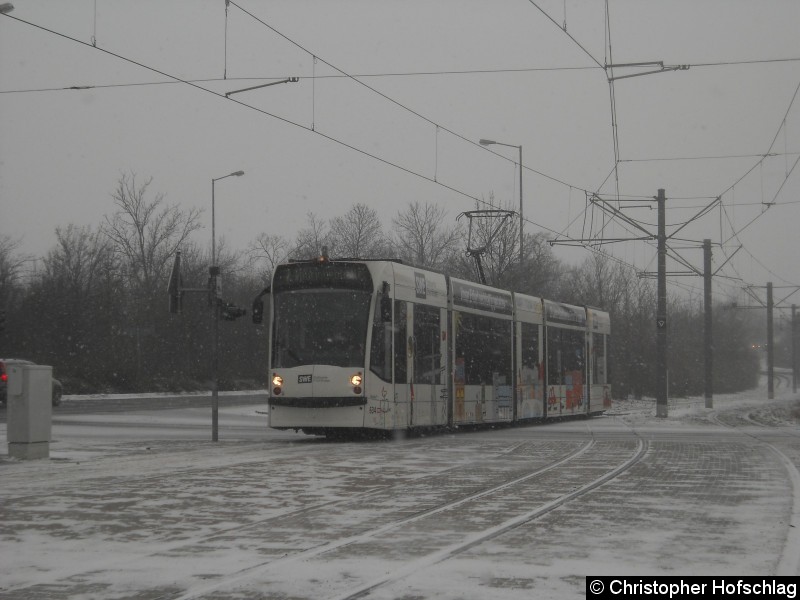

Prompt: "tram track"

[708,399,800,438]
[5,390,797,597]
[2,437,593,598]
[160,438,647,600]
[707,407,800,576]
[329,438,648,600]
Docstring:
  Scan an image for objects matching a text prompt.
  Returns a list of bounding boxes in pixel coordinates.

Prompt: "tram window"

[272,290,370,368]
[593,333,607,384]
[369,293,392,381]
[547,328,585,385]
[394,300,407,384]
[520,322,540,384]
[562,330,584,374]
[413,304,441,384]
[547,327,562,385]
[455,312,511,386]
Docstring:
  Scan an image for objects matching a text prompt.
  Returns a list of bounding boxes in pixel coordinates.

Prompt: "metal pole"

[767,282,774,400]
[518,145,523,264]
[793,304,797,394]
[703,239,713,408]
[208,170,243,442]
[212,288,219,441]
[211,178,219,442]
[656,189,668,417]
[211,180,216,270]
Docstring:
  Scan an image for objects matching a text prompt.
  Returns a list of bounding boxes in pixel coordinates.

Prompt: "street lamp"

[210,169,244,441]
[212,170,244,267]
[480,139,524,264]
[0,3,14,14]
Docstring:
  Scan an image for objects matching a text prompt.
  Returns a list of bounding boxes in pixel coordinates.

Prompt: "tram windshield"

[272,289,371,368]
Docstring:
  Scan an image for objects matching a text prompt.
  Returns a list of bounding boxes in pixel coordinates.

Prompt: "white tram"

[260,257,611,435]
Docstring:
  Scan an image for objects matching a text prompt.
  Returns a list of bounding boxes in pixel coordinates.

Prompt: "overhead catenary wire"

[224,0,679,273]
[5,58,800,96]
[527,0,800,289]
[0,10,577,245]
[225,0,593,196]
[716,78,800,285]
[0,6,659,290]
[2,8,797,291]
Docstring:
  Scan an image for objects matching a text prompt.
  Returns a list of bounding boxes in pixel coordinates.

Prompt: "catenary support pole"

[704,239,713,408]
[793,304,797,394]
[212,179,218,442]
[518,144,523,264]
[767,282,774,400]
[656,189,668,417]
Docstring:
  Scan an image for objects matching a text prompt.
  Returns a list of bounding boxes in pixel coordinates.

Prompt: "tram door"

[406,303,447,427]
[393,300,409,429]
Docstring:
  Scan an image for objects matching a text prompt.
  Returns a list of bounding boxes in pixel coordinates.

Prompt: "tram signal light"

[251,286,270,325]
[219,302,246,321]
[252,299,264,324]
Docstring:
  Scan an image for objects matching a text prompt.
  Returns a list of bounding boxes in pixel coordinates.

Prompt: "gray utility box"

[7,363,52,460]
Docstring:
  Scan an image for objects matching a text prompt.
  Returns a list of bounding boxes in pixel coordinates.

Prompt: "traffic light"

[251,285,270,325]
[251,299,264,324]
[219,301,246,321]
[168,252,183,314]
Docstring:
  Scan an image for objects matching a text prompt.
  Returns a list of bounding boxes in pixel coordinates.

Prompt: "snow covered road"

[1,385,798,599]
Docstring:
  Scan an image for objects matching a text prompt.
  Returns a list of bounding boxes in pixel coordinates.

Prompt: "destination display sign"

[273,262,373,292]
[452,280,512,315]
[544,300,586,327]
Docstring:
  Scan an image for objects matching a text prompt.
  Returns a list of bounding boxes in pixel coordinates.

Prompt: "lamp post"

[210,170,244,441]
[479,139,524,264]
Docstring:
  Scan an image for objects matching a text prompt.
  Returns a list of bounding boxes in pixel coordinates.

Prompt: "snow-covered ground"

[1,373,798,600]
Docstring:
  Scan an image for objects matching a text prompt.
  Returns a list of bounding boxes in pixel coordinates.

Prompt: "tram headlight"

[272,374,283,395]
[350,373,363,395]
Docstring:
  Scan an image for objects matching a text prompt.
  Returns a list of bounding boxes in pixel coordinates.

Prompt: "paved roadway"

[1,390,267,418]
[0,393,798,599]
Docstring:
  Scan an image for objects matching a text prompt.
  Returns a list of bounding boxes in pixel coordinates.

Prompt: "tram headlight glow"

[272,374,283,395]
[350,373,363,395]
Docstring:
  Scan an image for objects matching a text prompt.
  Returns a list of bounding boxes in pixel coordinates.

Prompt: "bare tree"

[43,225,116,297]
[328,203,386,258]
[392,201,462,269]
[248,233,290,280]
[0,235,27,306]
[559,252,633,309]
[32,225,123,378]
[102,172,201,294]
[101,172,201,387]
[292,212,330,260]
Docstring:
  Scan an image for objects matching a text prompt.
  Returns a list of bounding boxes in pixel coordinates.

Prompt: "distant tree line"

[0,173,773,398]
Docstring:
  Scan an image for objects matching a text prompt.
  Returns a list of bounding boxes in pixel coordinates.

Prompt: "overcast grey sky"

[1,1,798,307]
